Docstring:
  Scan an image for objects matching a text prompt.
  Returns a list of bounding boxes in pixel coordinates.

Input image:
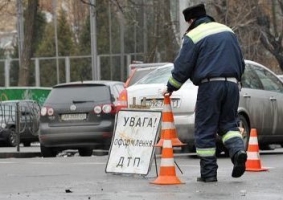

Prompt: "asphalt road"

[0,145,283,200]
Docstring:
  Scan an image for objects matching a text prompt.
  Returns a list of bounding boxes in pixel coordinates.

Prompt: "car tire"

[238,114,250,151]
[216,142,229,157]
[78,148,93,157]
[215,115,250,157]
[23,142,31,147]
[8,127,19,147]
[40,144,57,157]
[181,144,195,153]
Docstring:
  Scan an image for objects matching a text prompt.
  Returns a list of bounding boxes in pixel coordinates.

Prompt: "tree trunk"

[18,0,38,86]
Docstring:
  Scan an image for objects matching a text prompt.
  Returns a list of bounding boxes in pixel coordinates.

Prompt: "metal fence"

[0,100,40,148]
[0,53,145,87]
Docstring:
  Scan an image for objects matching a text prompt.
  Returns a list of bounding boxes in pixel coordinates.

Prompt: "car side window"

[241,64,262,89]
[253,66,283,93]
[112,84,125,99]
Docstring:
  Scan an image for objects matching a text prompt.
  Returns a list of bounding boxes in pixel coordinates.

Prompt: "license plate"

[61,113,87,121]
[144,98,180,108]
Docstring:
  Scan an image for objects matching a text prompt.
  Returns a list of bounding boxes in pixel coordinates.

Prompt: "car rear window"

[136,66,173,84]
[46,85,112,104]
[128,68,157,86]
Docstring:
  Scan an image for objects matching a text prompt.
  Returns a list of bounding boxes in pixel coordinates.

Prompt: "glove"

[161,86,172,96]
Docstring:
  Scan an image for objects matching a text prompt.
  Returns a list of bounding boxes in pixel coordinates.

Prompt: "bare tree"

[256,0,283,72]
[209,0,283,73]
[18,0,38,86]
[81,0,179,63]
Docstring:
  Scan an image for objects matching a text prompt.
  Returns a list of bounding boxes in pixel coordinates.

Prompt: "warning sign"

[105,109,162,175]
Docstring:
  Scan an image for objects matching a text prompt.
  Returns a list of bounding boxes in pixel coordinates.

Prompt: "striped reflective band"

[196,148,216,157]
[247,152,260,160]
[162,104,172,112]
[187,22,234,44]
[169,76,182,89]
[222,131,242,143]
[160,158,175,166]
[163,140,172,148]
[248,137,258,145]
[162,122,175,129]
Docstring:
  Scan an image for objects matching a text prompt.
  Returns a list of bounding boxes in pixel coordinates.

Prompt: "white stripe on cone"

[248,137,258,145]
[163,104,172,112]
[247,151,260,160]
[160,158,175,166]
[162,122,175,129]
[163,140,172,148]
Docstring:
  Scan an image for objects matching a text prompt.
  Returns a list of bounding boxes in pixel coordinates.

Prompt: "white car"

[119,60,283,154]
[278,75,283,82]
[120,63,197,152]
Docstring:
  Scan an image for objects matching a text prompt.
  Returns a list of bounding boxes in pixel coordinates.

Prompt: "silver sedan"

[121,60,283,154]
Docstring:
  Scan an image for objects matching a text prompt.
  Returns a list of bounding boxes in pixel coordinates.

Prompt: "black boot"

[232,150,247,178]
[197,176,218,182]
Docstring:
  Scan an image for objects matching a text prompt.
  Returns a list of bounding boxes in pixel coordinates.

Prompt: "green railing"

[0,87,51,106]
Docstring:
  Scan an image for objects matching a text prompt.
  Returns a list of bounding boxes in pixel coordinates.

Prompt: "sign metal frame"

[105,109,162,176]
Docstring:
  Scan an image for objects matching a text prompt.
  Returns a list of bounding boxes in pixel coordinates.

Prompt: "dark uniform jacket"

[167,17,245,92]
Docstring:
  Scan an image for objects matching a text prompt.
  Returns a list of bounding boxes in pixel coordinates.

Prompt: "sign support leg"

[154,153,158,177]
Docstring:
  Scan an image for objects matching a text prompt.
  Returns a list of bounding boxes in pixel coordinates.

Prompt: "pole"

[16,0,24,68]
[143,0,148,60]
[16,102,20,152]
[108,1,113,80]
[53,0,60,84]
[118,12,125,81]
[90,0,99,80]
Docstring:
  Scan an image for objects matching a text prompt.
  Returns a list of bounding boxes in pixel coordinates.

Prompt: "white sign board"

[105,109,162,175]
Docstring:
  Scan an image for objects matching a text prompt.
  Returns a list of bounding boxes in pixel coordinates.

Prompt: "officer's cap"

[182,3,206,22]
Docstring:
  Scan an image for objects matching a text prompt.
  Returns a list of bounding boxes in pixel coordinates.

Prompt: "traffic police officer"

[163,3,247,182]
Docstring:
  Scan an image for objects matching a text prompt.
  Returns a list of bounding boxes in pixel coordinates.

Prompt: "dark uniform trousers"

[195,80,245,178]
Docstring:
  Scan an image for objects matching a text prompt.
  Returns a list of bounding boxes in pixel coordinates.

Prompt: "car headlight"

[0,123,6,129]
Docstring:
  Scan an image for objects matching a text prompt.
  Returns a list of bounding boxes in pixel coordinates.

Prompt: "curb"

[0,150,109,159]
[0,152,42,159]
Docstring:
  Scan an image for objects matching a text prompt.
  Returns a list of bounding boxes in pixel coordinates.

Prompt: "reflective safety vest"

[186,22,234,44]
[168,20,244,89]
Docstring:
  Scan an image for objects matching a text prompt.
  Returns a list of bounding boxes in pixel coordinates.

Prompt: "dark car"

[0,100,40,147]
[39,80,125,157]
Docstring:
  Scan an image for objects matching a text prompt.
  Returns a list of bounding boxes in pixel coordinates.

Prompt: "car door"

[252,64,283,137]
[19,101,32,135]
[239,63,274,137]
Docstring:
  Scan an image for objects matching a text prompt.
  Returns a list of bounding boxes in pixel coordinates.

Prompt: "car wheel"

[181,144,195,153]
[8,127,19,147]
[23,142,31,147]
[238,114,250,151]
[216,141,229,157]
[40,144,57,157]
[78,148,93,157]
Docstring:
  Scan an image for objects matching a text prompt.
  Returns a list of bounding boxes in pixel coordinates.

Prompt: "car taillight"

[116,89,128,111]
[102,104,112,113]
[41,106,54,116]
[94,105,102,114]
[94,104,116,114]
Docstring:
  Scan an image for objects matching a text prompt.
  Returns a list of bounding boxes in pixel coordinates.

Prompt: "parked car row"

[2,60,282,158]
[0,100,40,147]
[39,80,125,157]
[119,60,283,155]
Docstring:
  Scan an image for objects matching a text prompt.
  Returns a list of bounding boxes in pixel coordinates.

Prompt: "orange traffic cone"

[155,95,185,147]
[246,128,268,172]
[151,129,184,185]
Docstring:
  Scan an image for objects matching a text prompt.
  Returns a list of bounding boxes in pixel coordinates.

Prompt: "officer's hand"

[161,87,172,96]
